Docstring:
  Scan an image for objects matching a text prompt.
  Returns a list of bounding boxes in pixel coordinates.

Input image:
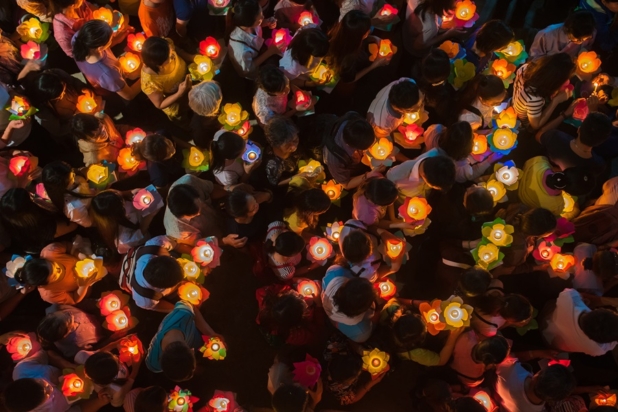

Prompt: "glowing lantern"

[440,295,473,328]
[236,121,252,138]
[307,237,333,262]
[501,41,524,58]
[593,394,617,407]
[325,221,343,241]
[178,283,204,305]
[273,29,290,46]
[76,90,98,114]
[562,192,575,215]
[104,307,135,331]
[321,179,343,201]
[368,137,393,161]
[118,336,143,365]
[59,367,93,401]
[125,128,146,145]
[242,140,261,163]
[491,59,515,80]
[87,164,109,184]
[191,238,222,268]
[473,391,496,411]
[9,156,30,177]
[298,159,323,175]
[490,129,517,152]
[61,374,85,397]
[577,51,601,74]
[310,64,334,84]
[399,197,431,223]
[127,33,146,52]
[75,258,97,281]
[98,291,128,316]
[419,300,446,335]
[495,164,519,187]
[482,220,514,247]
[297,280,319,297]
[485,179,507,203]
[119,52,140,74]
[298,11,314,26]
[189,147,206,168]
[6,336,34,361]
[534,241,560,261]
[377,279,396,299]
[209,397,230,412]
[133,188,155,210]
[292,354,322,388]
[404,111,419,123]
[438,40,461,59]
[117,148,140,173]
[386,239,404,259]
[189,55,213,81]
[572,99,589,121]
[494,107,518,129]
[550,253,575,273]
[209,0,231,9]
[20,41,42,60]
[378,39,395,58]
[362,348,390,376]
[454,0,476,22]
[477,243,500,267]
[218,103,249,129]
[472,134,488,155]
[379,3,398,16]
[17,17,49,43]
[398,123,424,144]
[177,258,201,281]
[93,8,113,25]
[295,90,312,111]
[8,96,30,118]
[199,336,226,360]
[168,387,199,412]
[199,37,221,59]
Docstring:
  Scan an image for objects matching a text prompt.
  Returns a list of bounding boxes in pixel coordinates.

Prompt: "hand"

[308,378,323,406]
[587,94,605,111]
[370,370,388,385]
[553,89,572,104]
[97,389,112,404]
[468,238,482,249]
[268,43,284,55]
[6,119,26,134]
[223,234,248,248]
[564,98,583,117]
[178,75,192,95]
[487,152,504,163]
[450,326,466,338]
[592,73,614,87]
[372,56,390,68]
[24,59,43,73]
[446,27,468,39]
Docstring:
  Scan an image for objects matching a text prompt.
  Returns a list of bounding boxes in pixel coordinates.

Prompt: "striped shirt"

[512,64,545,125]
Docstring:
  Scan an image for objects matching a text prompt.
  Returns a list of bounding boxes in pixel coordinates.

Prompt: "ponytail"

[72,20,113,62]
[210,132,245,173]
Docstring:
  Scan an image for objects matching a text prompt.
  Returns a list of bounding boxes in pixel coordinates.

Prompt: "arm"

[193,305,217,336]
[437,329,465,365]
[528,89,571,131]
[175,19,189,37]
[150,300,176,313]
[534,99,579,142]
[116,79,142,101]
[353,57,389,83]
[253,45,281,69]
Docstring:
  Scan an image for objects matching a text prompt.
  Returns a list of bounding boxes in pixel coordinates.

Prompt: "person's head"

[272,384,309,412]
[37,310,75,347]
[363,177,399,207]
[266,230,305,257]
[523,53,576,98]
[415,0,457,19]
[167,184,201,219]
[421,48,451,86]
[134,387,167,412]
[389,79,422,114]
[463,185,494,217]
[333,277,375,317]
[161,341,196,382]
[438,121,474,161]
[474,20,515,56]
[546,166,594,197]
[133,133,176,162]
[42,160,78,215]
[458,75,506,115]
[91,190,138,250]
[264,116,299,158]
[232,0,263,28]
[532,365,576,402]
[226,188,260,219]
[293,188,331,226]
[458,267,491,298]
[341,230,372,264]
[211,132,245,172]
[84,351,119,385]
[452,396,486,412]
[601,0,618,13]
[261,293,306,333]
[593,250,618,280]
[563,10,596,43]
[579,112,613,147]
[27,70,75,107]
[2,379,52,412]
[342,116,375,151]
[500,294,533,326]
[472,335,509,366]
[327,10,371,73]
[327,353,363,385]
[420,155,456,191]
[72,20,113,61]
[0,188,54,234]
[257,66,290,95]
[520,208,557,237]
[393,313,426,348]
[580,309,618,343]
[49,0,82,15]
[143,256,183,289]
[188,81,222,117]
[141,36,171,74]
[71,113,104,142]
[289,28,330,67]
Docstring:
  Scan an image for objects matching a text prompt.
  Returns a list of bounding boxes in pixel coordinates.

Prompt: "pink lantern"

[133,188,154,210]
[9,156,30,177]
[572,99,589,121]
[306,237,333,262]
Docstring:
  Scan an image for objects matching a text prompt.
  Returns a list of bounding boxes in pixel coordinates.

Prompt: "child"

[352,176,399,228]
[530,10,596,59]
[124,386,167,412]
[386,150,456,198]
[456,75,507,131]
[264,221,318,280]
[253,66,297,125]
[367,78,424,138]
[131,133,185,188]
[211,131,256,187]
[279,28,330,87]
[274,0,319,31]
[72,113,125,166]
[284,188,331,236]
[469,293,533,338]
[138,0,175,37]
[464,20,515,72]
[41,161,93,228]
[450,332,510,387]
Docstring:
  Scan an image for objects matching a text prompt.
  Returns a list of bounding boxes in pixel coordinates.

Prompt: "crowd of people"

[1,0,618,410]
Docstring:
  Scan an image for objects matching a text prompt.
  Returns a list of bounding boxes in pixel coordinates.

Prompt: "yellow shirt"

[518,156,565,216]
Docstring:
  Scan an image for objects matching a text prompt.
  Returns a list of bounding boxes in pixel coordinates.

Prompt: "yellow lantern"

[501,41,524,58]
[477,243,500,267]
[386,239,403,259]
[577,51,602,74]
[495,107,518,129]
[322,180,343,201]
[178,283,203,305]
[368,137,393,161]
[484,179,507,203]
[188,147,205,168]
[550,253,575,273]
[492,129,517,151]
[362,348,390,375]
[454,0,476,21]
[177,258,200,280]
[482,223,514,247]
[119,52,140,74]
[75,259,97,281]
[562,192,575,215]
[86,164,108,184]
[472,134,488,155]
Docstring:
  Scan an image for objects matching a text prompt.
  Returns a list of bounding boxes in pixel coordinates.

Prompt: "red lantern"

[118,335,143,365]
[9,156,30,177]
[127,33,146,52]
[376,279,396,299]
[199,37,221,59]
[379,3,398,16]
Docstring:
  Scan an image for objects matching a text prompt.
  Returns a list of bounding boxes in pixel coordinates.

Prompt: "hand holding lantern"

[76,90,99,114]
[322,180,343,201]
[362,348,390,377]
[119,52,141,75]
[577,51,602,74]
[5,334,39,361]
[178,282,207,306]
[191,238,222,268]
[103,307,137,331]
[200,336,226,360]
[306,237,334,263]
[127,33,146,52]
[118,335,143,365]
[60,366,93,401]
[16,17,50,43]
[242,140,261,163]
[298,11,315,26]
[376,279,396,299]
[398,197,431,223]
[419,300,447,335]
[385,238,404,259]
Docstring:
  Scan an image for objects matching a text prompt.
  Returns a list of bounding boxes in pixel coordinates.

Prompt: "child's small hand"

[262,17,277,28]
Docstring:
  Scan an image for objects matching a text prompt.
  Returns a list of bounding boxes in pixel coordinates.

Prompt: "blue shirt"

[578,0,618,51]
[173,0,209,21]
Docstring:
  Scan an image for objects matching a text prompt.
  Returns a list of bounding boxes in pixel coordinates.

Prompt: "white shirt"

[530,23,596,60]
[229,26,264,78]
[252,88,288,125]
[339,0,375,21]
[542,288,617,356]
[279,48,321,80]
[131,235,177,310]
[213,158,246,186]
[458,98,494,131]
[495,357,544,412]
[117,201,148,255]
[338,219,381,282]
[367,78,415,138]
[386,148,439,197]
[573,243,603,295]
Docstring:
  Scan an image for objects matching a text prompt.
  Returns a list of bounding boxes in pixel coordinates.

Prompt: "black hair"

[161,341,196,382]
[71,113,101,142]
[42,161,92,217]
[520,208,557,237]
[458,267,491,298]
[327,10,372,75]
[546,167,594,197]
[231,0,261,27]
[264,116,299,148]
[421,48,451,85]
[26,69,82,108]
[438,121,474,161]
[341,230,372,264]
[563,10,596,40]
[472,335,509,366]
[132,133,175,162]
[593,251,618,280]
[265,230,305,257]
[84,351,124,385]
[421,156,456,191]
[464,186,494,217]
[257,65,288,94]
[211,132,245,173]
[333,277,375,317]
[393,313,426,348]
[475,20,515,55]
[37,312,71,347]
[272,384,308,412]
[580,309,618,343]
[290,188,331,229]
[415,0,456,20]
[1,379,46,412]
[134,386,168,412]
[15,258,51,287]
[388,80,421,112]
[323,112,374,167]
[141,36,171,74]
[523,53,576,99]
[579,112,612,147]
[452,396,486,412]
[226,188,253,218]
[363,177,399,207]
[289,28,330,67]
[456,74,505,117]
[500,294,533,322]
[72,20,113,62]
[167,184,200,218]
[534,365,576,402]
[328,352,363,382]
[143,256,183,288]
[258,293,305,336]
[91,190,140,253]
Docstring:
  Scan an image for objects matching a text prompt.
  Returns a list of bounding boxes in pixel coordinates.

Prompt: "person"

[415,48,455,125]
[0,87,33,149]
[571,243,605,295]
[72,20,142,101]
[79,350,139,407]
[450,332,510,387]
[386,150,456,198]
[124,386,167,412]
[577,0,618,52]
[511,53,576,130]
[537,111,611,176]
[367,77,424,138]
[211,132,257,187]
[188,80,223,147]
[279,28,329,86]
[352,176,399,227]
[273,0,319,31]
[284,188,331,236]
[131,133,185,189]
[140,37,193,126]
[252,66,296,125]
[530,10,596,59]
[72,113,125,166]
[321,266,376,342]
[463,20,515,72]
[138,0,175,37]
[495,361,575,412]
[272,383,322,412]
[41,161,93,228]
[145,300,219,380]
[263,221,318,280]
[172,0,209,38]
[228,0,281,79]
[469,293,533,338]
[225,187,271,242]
[541,288,618,356]
[518,157,593,217]
[322,112,375,189]
[456,75,507,131]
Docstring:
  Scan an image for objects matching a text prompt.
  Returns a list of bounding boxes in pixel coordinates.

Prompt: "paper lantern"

[398,124,424,144]
[292,354,322,388]
[125,128,146,145]
[298,11,314,26]
[491,129,517,151]
[75,258,97,281]
[404,111,420,124]
[61,374,85,397]
[189,147,206,168]
[8,96,30,118]
[477,243,500,266]
[577,51,601,74]
[440,295,473,328]
[93,7,113,25]
[105,309,130,331]
[377,39,395,58]
[199,37,221,59]
[98,291,127,316]
[199,336,226,360]
[177,258,201,281]
[6,336,34,361]
[438,40,461,59]
[379,3,398,16]
[218,103,249,129]
[482,221,514,247]
[9,156,30,177]
[593,394,617,407]
[20,41,42,60]
[454,0,476,22]
[321,179,343,201]
[17,17,49,43]
[325,221,343,241]
[472,134,488,155]
[534,241,560,261]
[295,90,312,111]
[494,108,518,130]
[572,99,589,121]
[399,197,431,223]
[242,140,261,163]
[473,391,496,411]
[87,164,109,184]
[495,165,519,186]
[127,33,146,52]
[118,335,143,365]
[271,29,291,47]
[419,300,446,335]
[377,279,396,299]
[311,64,334,84]
[209,0,231,8]
[178,282,204,305]
[501,41,524,58]
[168,387,199,412]
[208,397,230,412]
[117,148,140,172]
[236,121,252,138]
[119,52,140,74]
[307,237,333,262]
[298,159,323,175]
[59,367,93,401]
[386,239,404,259]
[484,179,507,202]
[362,348,390,376]
[132,188,155,211]
[550,253,575,273]
[562,192,575,215]
[189,55,213,81]
[368,137,393,161]
[76,90,97,114]
[491,59,515,80]
[191,239,222,267]
[297,280,319,297]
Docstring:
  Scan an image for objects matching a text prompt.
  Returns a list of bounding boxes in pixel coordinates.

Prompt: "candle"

[495,164,519,186]
[368,137,394,161]
[20,41,42,60]
[577,51,601,74]
[125,128,146,145]
[6,336,34,360]
[131,188,153,211]
[404,111,419,123]
[178,283,203,305]
[75,258,97,280]
[401,196,431,222]
[17,17,49,43]
[105,308,130,331]
[177,258,201,280]
[491,129,517,151]
[321,179,343,201]
[325,221,343,241]
[307,237,333,261]
[86,164,108,184]
[454,0,476,21]
[386,239,403,258]
[242,140,261,163]
[362,348,390,376]
[9,156,30,177]
[491,59,515,80]
[127,33,146,52]
[117,148,140,172]
[377,39,395,58]
[119,52,140,74]
[484,179,506,202]
[297,280,319,297]
[168,387,198,412]
[209,398,230,412]
[8,96,31,118]
[199,37,221,58]
[550,253,575,272]
[472,134,488,155]
[473,391,496,411]
[398,124,424,143]
[298,11,314,26]
[419,300,446,335]
[76,90,98,114]
[477,243,500,267]
[377,279,396,299]
[534,241,559,261]
[593,394,617,407]
[199,336,226,360]
[378,3,398,16]
[236,121,252,137]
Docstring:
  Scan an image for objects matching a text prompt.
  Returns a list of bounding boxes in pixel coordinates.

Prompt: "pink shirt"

[450,330,485,386]
[53,2,93,58]
[352,194,384,226]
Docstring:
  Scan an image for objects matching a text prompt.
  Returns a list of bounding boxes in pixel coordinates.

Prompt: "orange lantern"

[386,238,404,259]
[593,393,617,407]
[105,308,130,331]
[473,391,496,411]
[61,374,85,397]
[419,300,446,335]
[125,127,146,145]
[127,32,146,52]
[322,179,343,201]
[379,3,398,16]
[368,137,393,160]
[92,8,113,25]
[297,280,319,297]
[550,253,575,273]
[298,11,314,26]
[98,291,128,316]
[118,335,143,365]
[178,282,203,305]
[117,147,140,173]
[119,52,140,74]
[399,197,431,223]
[199,37,221,59]
[76,90,98,114]
[454,0,476,22]
[307,237,333,262]
[491,59,515,79]
[376,279,396,299]
[472,134,488,155]
[577,51,601,74]
[6,336,35,361]
[378,39,395,58]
